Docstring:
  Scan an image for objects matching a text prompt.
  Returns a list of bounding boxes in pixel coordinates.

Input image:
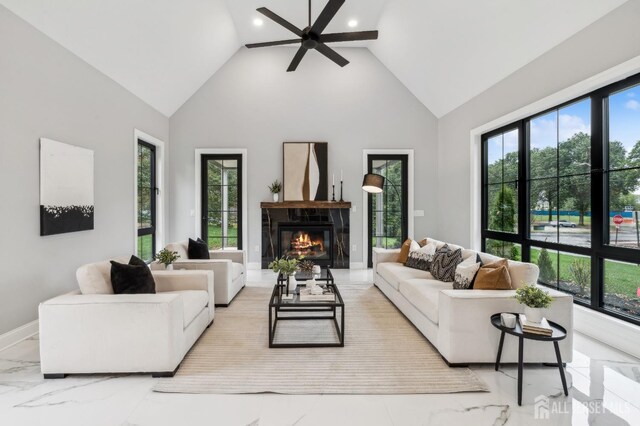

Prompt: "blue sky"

[488,84,640,165]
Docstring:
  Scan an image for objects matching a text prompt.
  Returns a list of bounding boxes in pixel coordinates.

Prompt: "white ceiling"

[0,0,629,118]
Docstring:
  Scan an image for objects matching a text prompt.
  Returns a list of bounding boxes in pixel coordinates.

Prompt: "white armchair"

[39,258,214,378]
[158,241,246,306]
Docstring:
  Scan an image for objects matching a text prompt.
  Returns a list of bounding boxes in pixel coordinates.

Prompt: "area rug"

[153,284,488,394]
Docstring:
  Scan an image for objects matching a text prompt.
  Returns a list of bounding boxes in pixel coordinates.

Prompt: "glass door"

[201,154,242,250]
[137,141,156,262]
[367,155,408,267]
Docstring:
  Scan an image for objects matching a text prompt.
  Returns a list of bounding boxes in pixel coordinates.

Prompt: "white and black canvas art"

[40,138,94,236]
[283,142,328,201]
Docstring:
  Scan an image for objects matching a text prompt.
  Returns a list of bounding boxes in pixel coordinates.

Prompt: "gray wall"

[436,0,640,247]
[0,6,169,335]
[169,47,439,265]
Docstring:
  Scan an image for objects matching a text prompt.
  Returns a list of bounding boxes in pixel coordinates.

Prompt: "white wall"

[436,0,640,248]
[169,47,439,264]
[0,6,169,335]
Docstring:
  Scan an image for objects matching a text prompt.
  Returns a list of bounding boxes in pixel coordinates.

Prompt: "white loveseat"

[158,242,246,306]
[39,257,214,378]
[373,239,573,365]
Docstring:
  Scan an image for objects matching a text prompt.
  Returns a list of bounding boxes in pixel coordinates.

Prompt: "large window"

[137,141,156,262]
[201,154,242,250]
[481,73,640,325]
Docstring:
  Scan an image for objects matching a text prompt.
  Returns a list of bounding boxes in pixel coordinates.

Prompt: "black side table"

[490,313,568,406]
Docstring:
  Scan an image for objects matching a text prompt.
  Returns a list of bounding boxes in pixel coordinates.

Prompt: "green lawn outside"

[531,214,591,225]
[207,225,238,249]
[530,247,639,298]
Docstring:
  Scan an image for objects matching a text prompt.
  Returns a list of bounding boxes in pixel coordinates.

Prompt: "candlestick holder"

[331,184,336,202]
[339,180,344,202]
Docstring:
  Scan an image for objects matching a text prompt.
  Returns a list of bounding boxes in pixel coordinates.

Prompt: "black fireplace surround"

[262,206,350,269]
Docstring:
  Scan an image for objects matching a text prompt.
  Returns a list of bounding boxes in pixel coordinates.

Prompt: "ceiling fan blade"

[287,47,308,72]
[310,0,345,35]
[320,30,378,43]
[246,39,301,49]
[257,7,303,37]
[314,43,349,67]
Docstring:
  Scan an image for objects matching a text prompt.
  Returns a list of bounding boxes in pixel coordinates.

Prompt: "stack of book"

[519,315,553,336]
[299,287,335,302]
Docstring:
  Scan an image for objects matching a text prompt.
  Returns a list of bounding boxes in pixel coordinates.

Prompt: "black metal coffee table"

[268,280,344,348]
[491,313,568,406]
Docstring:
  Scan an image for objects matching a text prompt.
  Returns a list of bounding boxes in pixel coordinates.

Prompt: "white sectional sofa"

[39,257,214,378]
[158,242,246,306]
[373,238,573,366]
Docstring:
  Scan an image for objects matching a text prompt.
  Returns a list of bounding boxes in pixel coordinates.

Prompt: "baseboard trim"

[247,262,261,270]
[573,305,640,360]
[0,320,38,352]
[349,262,365,269]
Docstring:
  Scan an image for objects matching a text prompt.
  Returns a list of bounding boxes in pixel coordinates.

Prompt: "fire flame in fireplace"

[291,232,324,252]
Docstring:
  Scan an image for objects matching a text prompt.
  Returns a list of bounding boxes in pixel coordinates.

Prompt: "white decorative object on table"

[273,193,279,202]
[524,306,543,323]
[312,265,321,274]
[500,313,517,328]
[288,273,298,293]
[306,277,317,290]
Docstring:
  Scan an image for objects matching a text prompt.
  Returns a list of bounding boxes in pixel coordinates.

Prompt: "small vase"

[165,263,173,271]
[524,306,543,323]
[273,193,279,202]
[288,273,297,293]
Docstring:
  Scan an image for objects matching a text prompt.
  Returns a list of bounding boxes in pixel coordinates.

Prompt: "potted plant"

[154,248,180,270]
[515,283,553,323]
[268,180,282,202]
[268,257,299,295]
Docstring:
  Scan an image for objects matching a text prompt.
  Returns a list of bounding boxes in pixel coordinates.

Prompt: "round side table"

[490,313,568,406]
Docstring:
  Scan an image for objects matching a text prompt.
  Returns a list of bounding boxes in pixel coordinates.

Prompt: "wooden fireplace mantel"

[261,201,351,209]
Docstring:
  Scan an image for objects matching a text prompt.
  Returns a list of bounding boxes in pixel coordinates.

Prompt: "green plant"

[268,180,282,194]
[515,284,554,309]
[537,248,556,284]
[268,257,299,276]
[569,259,590,296]
[299,260,315,273]
[155,248,180,266]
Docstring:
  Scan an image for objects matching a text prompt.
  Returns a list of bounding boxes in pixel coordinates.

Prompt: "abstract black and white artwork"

[40,138,94,236]
[283,142,328,201]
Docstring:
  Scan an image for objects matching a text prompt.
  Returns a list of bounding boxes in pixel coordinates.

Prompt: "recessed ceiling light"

[348,19,358,28]
[253,18,264,27]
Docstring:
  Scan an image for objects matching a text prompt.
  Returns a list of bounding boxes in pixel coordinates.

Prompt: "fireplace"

[278,223,333,266]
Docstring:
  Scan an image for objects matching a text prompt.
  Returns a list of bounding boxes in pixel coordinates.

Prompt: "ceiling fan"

[246,0,378,72]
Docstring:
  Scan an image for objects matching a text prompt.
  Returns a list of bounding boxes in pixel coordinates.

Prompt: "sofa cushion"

[398,279,451,324]
[163,290,209,328]
[110,256,156,294]
[431,245,463,282]
[188,238,210,259]
[231,262,245,281]
[77,256,130,295]
[377,262,433,290]
[474,259,513,290]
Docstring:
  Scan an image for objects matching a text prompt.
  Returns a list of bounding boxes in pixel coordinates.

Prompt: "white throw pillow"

[405,242,437,271]
[453,254,481,289]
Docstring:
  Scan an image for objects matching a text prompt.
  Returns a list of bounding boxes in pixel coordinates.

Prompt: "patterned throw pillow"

[430,244,463,282]
[404,242,437,271]
[453,254,482,289]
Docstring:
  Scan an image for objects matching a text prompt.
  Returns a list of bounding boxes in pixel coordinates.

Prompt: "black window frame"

[367,154,409,268]
[137,140,157,262]
[201,154,243,250]
[481,71,640,327]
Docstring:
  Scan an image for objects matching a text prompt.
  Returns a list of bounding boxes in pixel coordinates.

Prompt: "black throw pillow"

[188,238,210,259]
[110,255,156,294]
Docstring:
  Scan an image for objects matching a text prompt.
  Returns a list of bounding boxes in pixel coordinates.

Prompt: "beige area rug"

[153,284,488,394]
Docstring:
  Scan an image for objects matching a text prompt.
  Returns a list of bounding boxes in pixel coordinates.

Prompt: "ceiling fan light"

[348,19,358,28]
[253,18,264,26]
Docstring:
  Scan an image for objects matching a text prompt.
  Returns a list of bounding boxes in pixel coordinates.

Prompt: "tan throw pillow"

[473,258,512,290]
[397,239,413,263]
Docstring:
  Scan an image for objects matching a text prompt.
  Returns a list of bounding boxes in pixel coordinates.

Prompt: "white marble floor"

[1,269,639,426]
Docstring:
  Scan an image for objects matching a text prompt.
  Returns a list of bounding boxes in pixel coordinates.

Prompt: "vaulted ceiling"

[0,0,628,117]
